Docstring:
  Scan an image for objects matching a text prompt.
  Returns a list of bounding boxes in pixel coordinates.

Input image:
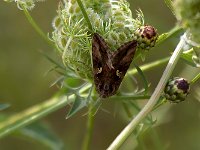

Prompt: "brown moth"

[92,33,137,98]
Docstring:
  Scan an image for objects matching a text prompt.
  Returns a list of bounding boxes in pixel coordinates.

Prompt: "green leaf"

[66,95,87,119]
[133,63,149,95]
[19,122,65,150]
[0,103,10,111]
[50,76,65,87]
[181,49,197,67]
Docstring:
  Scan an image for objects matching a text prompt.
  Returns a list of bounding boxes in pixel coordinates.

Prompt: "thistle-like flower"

[164,77,190,103]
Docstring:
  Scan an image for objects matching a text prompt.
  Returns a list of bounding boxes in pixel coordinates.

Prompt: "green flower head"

[52,0,157,80]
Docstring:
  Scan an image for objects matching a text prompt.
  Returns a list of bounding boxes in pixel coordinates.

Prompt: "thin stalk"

[76,0,93,32]
[128,57,170,75]
[191,72,200,84]
[22,5,55,48]
[122,103,132,118]
[62,36,73,66]
[82,103,95,150]
[109,95,150,101]
[156,25,183,46]
[107,33,186,150]
[0,84,91,138]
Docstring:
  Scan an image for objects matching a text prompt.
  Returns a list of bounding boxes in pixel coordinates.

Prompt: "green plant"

[1,0,200,150]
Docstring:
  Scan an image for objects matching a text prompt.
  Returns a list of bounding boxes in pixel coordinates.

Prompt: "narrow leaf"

[133,63,149,95]
[66,95,87,119]
[181,49,197,67]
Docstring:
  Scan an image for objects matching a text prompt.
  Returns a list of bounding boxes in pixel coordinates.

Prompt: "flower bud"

[133,25,158,50]
[164,77,190,103]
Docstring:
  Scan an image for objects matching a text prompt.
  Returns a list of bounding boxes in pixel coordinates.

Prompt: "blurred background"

[0,0,200,150]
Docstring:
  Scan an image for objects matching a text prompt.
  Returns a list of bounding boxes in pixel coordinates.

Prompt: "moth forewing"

[112,40,137,69]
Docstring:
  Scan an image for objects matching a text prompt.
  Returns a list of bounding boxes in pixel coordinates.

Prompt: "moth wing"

[92,33,113,72]
[112,40,137,73]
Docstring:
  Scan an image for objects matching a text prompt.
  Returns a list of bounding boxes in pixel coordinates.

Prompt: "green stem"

[109,95,150,101]
[76,0,93,32]
[191,72,200,84]
[0,84,91,138]
[82,103,95,150]
[22,5,55,48]
[152,98,167,111]
[122,103,132,118]
[62,36,73,66]
[128,57,170,75]
[156,25,183,46]
[107,33,186,150]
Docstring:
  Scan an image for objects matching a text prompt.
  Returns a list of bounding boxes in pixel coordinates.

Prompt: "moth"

[92,33,137,98]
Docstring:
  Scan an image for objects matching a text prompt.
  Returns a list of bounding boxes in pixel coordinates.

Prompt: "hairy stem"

[107,33,186,150]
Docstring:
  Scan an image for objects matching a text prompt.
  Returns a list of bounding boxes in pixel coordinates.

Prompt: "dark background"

[0,0,200,150]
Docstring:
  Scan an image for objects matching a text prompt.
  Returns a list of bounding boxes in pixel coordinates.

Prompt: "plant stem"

[62,36,73,66]
[109,95,150,101]
[76,0,93,32]
[82,103,95,150]
[0,84,91,138]
[22,6,55,48]
[128,57,170,75]
[191,72,200,84]
[107,33,186,150]
[156,25,183,46]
